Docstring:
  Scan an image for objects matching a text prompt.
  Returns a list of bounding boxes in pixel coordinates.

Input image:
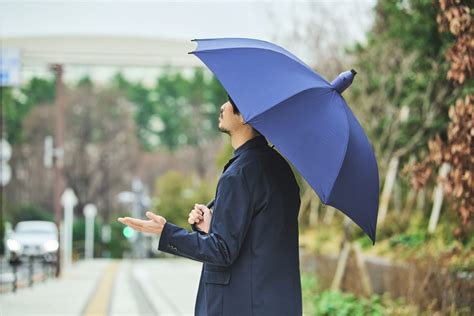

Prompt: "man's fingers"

[195,204,206,210]
[188,204,210,225]
[145,211,164,224]
[118,217,135,226]
[128,222,144,232]
[120,220,144,232]
[119,217,158,232]
[191,209,204,219]
[195,204,211,215]
[194,204,205,214]
[118,216,167,235]
[121,216,148,227]
[188,214,200,224]
[189,208,203,220]
[189,214,201,224]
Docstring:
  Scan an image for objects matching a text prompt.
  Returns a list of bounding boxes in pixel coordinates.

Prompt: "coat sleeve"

[157,172,253,267]
[190,223,206,235]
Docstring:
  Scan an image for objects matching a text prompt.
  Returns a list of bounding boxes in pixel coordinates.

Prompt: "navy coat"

[157,135,302,315]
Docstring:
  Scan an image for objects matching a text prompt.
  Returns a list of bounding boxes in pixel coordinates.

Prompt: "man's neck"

[231,130,257,150]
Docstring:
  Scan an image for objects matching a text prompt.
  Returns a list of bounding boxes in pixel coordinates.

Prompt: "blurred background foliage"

[0,0,474,254]
[1,0,472,287]
[1,0,472,313]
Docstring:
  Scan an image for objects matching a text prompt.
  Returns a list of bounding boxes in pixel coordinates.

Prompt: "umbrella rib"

[326,92,350,203]
[247,86,333,126]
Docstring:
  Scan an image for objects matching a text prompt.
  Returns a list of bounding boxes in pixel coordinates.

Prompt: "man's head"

[218,94,262,137]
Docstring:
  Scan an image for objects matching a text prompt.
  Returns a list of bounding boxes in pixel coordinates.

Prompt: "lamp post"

[83,204,97,259]
[61,188,77,270]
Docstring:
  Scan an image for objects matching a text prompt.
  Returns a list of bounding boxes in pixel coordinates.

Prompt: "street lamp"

[60,188,77,269]
[83,204,97,259]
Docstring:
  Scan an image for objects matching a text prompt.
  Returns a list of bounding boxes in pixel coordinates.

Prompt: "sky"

[0,0,375,40]
[0,0,377,84]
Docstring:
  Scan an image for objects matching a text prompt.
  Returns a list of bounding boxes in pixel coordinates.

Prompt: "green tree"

[347,0,461,172]
[110,67,227,152]
[1,77,55,144]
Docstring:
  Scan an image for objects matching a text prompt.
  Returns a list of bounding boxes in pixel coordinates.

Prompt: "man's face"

[218,100,243,135]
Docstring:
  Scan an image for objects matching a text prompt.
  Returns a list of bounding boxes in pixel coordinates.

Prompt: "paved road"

[0,258,202,316]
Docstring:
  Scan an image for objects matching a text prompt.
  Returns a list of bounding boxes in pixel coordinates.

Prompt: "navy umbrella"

[191,37,379,245]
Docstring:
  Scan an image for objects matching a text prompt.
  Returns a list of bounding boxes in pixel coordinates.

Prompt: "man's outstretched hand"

[117,211,166,234]
[188,203,213,234]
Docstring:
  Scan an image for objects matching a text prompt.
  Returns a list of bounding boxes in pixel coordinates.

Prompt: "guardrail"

[1,253,58,293]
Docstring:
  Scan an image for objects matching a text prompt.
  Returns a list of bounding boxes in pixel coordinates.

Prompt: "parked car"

[6,220,59,262]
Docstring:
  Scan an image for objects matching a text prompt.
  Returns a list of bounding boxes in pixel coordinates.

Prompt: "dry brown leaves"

[403,1,473,237]
[436,0,473,84]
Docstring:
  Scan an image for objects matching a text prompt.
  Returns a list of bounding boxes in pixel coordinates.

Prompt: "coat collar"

[221,135,268,174]
[232,135,268,158]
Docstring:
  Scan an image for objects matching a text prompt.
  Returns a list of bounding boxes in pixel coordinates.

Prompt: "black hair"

[227,94,240,115]
[227,93,263,137]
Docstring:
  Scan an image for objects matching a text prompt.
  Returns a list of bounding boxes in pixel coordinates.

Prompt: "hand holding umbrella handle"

[190,199,215,234]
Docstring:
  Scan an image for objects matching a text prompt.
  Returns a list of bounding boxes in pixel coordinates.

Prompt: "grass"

[301,273,419,316]
[299,208,473,315]
[300,209,474,273]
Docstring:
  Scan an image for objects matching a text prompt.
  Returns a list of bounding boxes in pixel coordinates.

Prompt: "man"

[118,94,302,315]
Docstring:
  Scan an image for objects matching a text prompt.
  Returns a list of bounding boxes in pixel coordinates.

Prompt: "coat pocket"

[202,270,231,285]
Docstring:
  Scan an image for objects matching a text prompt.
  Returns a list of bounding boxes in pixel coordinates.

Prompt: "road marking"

[82,260,120,316]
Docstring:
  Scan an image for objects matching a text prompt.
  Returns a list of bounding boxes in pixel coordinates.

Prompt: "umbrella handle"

[206,199,215,213]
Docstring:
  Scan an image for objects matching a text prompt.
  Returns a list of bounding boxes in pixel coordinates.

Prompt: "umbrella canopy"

[190,37,379,245]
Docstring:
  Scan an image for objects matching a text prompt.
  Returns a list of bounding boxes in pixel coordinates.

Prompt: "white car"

[6,220,59,262]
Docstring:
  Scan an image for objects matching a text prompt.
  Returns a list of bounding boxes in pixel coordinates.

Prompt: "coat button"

[168,244,178,251]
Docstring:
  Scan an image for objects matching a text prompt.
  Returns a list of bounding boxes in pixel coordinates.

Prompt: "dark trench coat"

[157,135,302,315]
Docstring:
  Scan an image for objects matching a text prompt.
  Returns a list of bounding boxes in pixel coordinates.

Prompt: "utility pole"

[50,64,65,277]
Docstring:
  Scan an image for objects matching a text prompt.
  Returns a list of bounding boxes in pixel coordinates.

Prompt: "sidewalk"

[0,258,203,316]
[131,258,202,315]
[0,259,110,316]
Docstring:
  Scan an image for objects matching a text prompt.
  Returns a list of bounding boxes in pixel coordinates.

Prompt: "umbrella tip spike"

[331,69,357,94]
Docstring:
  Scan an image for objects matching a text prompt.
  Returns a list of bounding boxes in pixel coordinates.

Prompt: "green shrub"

[313,290,384,316]
[389,232,427,248]
[301,273,423,315]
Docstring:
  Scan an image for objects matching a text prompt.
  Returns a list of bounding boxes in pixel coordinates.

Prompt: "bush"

[152,170,214,229]
[313,290,384,316]
[389,232,427,248]
[301,273,425,315]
